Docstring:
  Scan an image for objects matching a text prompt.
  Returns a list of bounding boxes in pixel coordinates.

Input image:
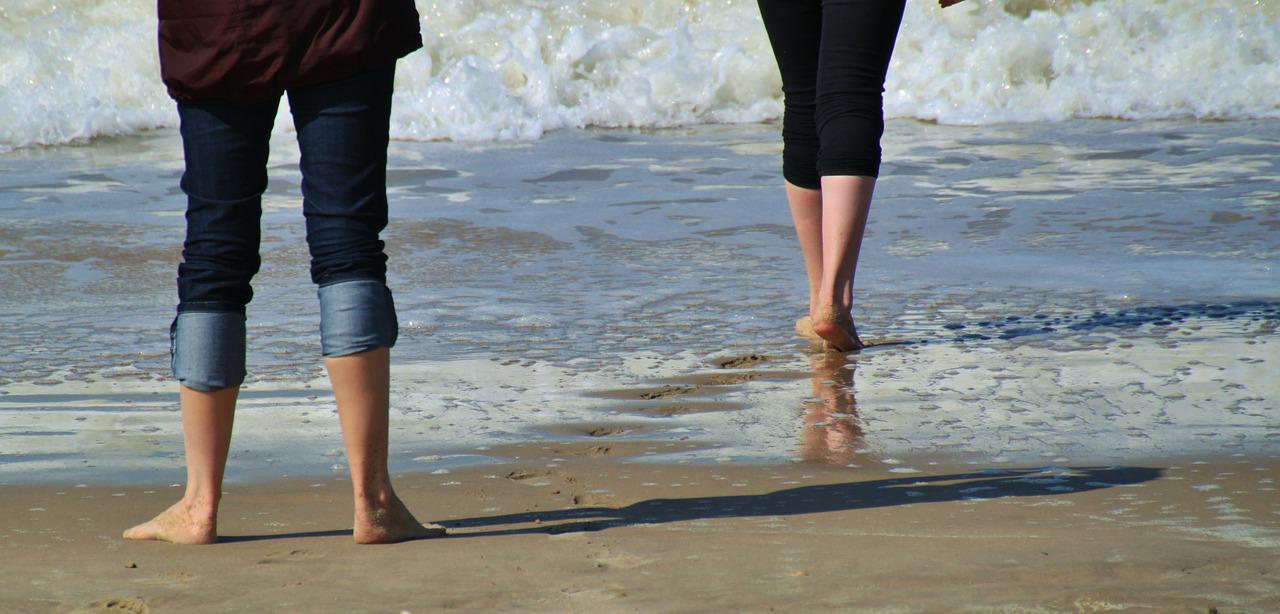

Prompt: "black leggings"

[757,0,906,189]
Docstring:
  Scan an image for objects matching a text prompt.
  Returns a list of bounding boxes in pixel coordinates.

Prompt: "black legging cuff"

[818,153,881,179]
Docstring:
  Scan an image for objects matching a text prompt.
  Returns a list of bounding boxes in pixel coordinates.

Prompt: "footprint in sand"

[637,401,745,417]
[257,549,324,564]
[585,426,629,437]
[589,551,657,570]
[549,444,612,458]
[506,469,557,481]
[715,353,772,369]
[90,597,148,613]
[637,385,696,400]
[689,372,762,386]
[571,493,616,506]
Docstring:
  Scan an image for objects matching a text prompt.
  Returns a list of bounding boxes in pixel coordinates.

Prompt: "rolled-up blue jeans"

[171,66,399,392]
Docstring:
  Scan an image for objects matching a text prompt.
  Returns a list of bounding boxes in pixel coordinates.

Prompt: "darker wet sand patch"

[478,440,709,462]
[714,353,772,369]
[646,402,743,417]
[590,370,805,403]
[525,168,614,183]
[584,366,804,421]
[505,468,561,482]
[858,338,913,350]
[638,385,695,400]
[664,370,807,387]
[585,426,629,438]
[588,385,699,401]
[620,400,747,417]
[91,597,150,613]
[535,422,654,439]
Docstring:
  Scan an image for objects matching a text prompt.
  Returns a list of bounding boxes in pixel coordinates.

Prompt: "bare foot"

[354,495,446,544]
[812,307,864,353]
[122,500,218,545]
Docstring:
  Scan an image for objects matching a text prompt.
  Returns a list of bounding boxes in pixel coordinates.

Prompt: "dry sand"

[3,448,1277,613]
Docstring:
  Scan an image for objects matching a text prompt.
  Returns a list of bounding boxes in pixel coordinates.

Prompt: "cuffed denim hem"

[170,311,247,392]
[318,279,398,357]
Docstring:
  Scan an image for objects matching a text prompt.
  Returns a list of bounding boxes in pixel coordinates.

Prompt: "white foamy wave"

[2,0,1277,149]
[889,0,1280,123]
[389,0,782,141]
[1,0,173,151]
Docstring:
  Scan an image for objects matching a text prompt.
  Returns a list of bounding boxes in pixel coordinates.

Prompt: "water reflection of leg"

[799,353,864,466]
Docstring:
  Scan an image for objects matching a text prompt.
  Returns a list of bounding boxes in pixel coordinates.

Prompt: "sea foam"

[2,0,1277,150]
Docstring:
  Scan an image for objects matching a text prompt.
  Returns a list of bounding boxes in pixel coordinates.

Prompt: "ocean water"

[0,118,1276,483]
[2,0,1278,150]
[1,0,1277,484]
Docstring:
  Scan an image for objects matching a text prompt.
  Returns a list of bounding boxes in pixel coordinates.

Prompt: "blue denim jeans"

[171,66,399,392]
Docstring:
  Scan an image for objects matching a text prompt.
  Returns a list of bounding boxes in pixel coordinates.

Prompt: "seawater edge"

[0,119,1276,486]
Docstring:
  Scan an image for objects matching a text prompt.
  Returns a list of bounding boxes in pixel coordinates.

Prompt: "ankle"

[353,482,397,510]
[179,492,220,520]
[814,304,849,320]
[814,291,841,309]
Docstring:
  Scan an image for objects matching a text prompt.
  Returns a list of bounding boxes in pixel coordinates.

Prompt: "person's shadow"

[437,464,1161,537]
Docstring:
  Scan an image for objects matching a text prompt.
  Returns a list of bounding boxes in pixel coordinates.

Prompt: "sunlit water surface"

[0,119,1275,484]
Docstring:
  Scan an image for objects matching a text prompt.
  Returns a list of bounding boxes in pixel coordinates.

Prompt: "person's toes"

[123,503,217,544]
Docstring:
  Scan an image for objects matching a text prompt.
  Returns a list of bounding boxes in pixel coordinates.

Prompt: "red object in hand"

[939,0,967,7]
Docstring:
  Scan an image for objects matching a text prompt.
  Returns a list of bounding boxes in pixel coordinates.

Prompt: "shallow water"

[0,119,1276,483]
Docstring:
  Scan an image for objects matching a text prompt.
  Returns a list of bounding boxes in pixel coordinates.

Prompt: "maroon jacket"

[158,0,422,102]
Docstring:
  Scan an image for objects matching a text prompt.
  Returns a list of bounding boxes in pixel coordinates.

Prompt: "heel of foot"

[812,310,860,352]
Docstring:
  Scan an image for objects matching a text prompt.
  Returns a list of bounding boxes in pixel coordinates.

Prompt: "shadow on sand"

[437,465,1162,538]
[219,529,351,543]
[940,299,1278,343]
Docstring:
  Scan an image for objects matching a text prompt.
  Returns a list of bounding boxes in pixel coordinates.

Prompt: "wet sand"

[2,456,1277,612]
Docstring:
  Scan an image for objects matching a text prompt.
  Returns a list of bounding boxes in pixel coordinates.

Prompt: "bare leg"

[786,181,824,321]
[326,347,444,543]
[811,175,875,351]
[123,386,237,544]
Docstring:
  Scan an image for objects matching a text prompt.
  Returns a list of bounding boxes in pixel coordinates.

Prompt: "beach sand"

[2,455,1277,612]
